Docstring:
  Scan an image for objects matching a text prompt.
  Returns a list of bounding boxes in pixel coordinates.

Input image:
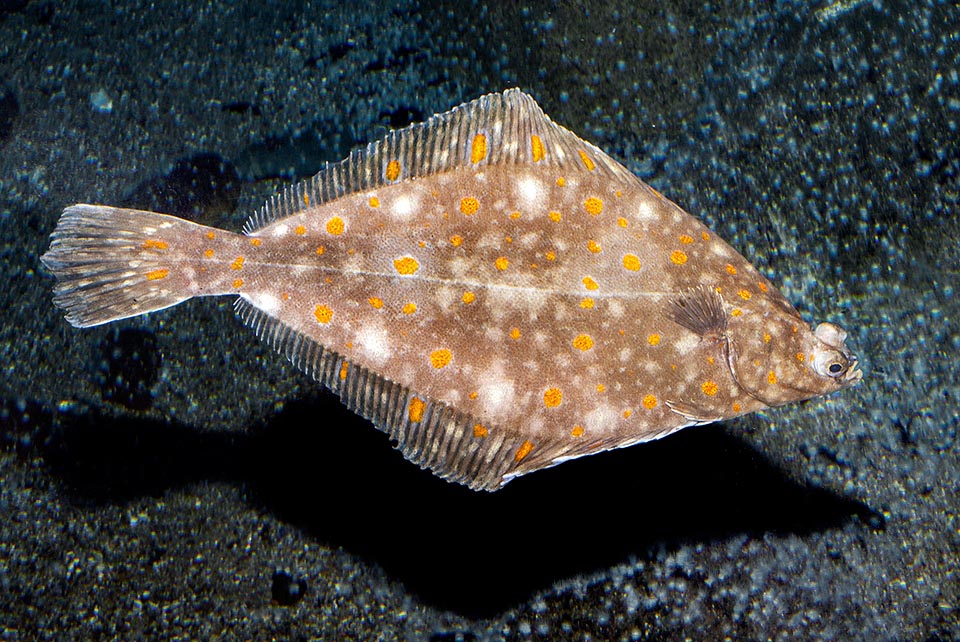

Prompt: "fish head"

[727,310,862,408]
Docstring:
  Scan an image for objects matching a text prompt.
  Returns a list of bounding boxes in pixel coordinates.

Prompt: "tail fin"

[41,204,213,327]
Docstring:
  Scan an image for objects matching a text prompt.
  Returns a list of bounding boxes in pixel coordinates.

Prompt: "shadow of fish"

[41,89,862,491]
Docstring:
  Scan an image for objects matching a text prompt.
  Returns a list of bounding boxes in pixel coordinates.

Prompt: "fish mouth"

[843,355,864,386]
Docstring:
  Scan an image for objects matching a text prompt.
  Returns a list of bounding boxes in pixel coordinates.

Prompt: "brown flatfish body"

[41,89,862,491]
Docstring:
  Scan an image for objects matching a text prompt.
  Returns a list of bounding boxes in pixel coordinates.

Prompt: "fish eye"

[812,349,849,379]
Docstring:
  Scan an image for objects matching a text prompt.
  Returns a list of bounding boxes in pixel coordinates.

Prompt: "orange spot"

[733,402,742,412]
[402,302,417,314]
[510,211,521,220]
[615,190,623,197]
[339,361,349,381]
[617,217,628,228]
[430,349,452,369]
[514,440,535,463]
[587,240,602,253]
[679,234,694,244]
[408,397,426,423]
[510,327,521,340]
[642,395,658,409]
[738,289,752,300]
[572,334,594,351]
[281,293,289,301]
[548,210,562,222]
[647,334,661,346]
[622,254,641,271]
[731,308,743,316]
[708,356,716,365]
[582,276,599,290]
[369,196,380,208]
[767,371,778,385]
[584,197,603,215]
[670,250,687,265]
[702,232,710,241]
[230,256,244,270]
[763,332,771,343]
[495,256,509,271]
[385,159,400,181]
[504,236,513,244]
[796,352,805,362]
[303,193,310,206]
[368,297,384,309]
[145,268,168,281]
[580,297,595,309]
[326,217,345,235]
[250,238,262,247]
[543,387,563,408]
[596,384,606,393]
[473,424,488,438]
[758,282,769,293]
[556,176,566,187]
[545,251,556,261]
[203,249,214,259]
[725,264,738,275]
[578,150,596,171]
[531,135,545,162]
[623,409,632,418]
[450,235,463,247]
[462,291,476,304]
[232,278,243,289]
[470,133,487,163]
[314,305,333,324]
[571,425,585,437]
[141,239,168,250]
[469,391,478,400]
[205,231,215,240]
[316,246,325,255]
[295,225,307,235]
[701,380,719,396]
[394,256,420,275]
[460,197,480,215]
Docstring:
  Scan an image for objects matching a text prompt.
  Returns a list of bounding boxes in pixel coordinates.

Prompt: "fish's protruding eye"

[812,349,849,379]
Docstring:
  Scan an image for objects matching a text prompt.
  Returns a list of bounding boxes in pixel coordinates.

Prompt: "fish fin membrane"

[41,204,200,327]
[243,88,637,233]
[235,297,563,491]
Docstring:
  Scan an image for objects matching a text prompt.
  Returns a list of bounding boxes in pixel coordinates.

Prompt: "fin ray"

[41,205,203,327]
[243,89,636,233]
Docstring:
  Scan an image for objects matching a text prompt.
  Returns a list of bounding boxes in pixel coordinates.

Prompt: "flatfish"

[41,89,862,491]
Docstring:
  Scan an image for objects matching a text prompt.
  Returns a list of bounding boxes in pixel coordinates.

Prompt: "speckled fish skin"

[41,89,862,491]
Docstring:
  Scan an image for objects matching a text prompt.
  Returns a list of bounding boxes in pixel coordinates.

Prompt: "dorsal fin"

[243,88,636,233]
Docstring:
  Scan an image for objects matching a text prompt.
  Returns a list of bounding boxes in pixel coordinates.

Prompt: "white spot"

[356,324,392,365]
[583,404,619,431]
[273,224,289,237]
[253,292,280,315]
[606,299,625,318]
[674,333,699,355]
[392,194,418,219]
[619,347,633,363]
[636,201,655,221]
[479,379,516,419]
[517,175,544,206]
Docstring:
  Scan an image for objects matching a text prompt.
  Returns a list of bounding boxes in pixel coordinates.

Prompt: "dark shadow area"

[0,393,882,619]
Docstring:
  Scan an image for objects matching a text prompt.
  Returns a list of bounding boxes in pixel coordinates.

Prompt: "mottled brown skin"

[41,90,862,490]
